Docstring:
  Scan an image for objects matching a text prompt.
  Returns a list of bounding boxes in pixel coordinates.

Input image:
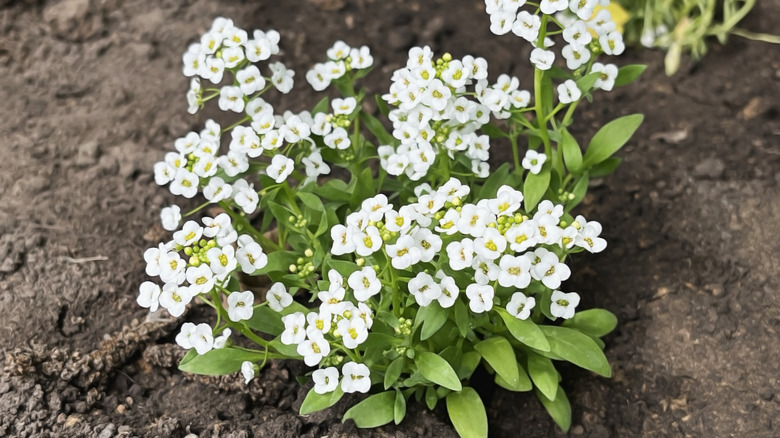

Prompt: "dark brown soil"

[1,0,779,437]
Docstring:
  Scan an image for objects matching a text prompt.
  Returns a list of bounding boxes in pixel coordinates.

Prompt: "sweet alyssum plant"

[139,2,644,435]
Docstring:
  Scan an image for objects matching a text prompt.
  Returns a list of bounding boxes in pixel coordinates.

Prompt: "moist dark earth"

[1,0,779,437]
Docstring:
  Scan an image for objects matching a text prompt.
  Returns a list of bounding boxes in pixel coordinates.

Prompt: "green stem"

[534,15,552,159]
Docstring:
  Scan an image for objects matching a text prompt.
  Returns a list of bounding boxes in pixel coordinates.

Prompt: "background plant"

[140,2,645,436]
[617,0,780,75]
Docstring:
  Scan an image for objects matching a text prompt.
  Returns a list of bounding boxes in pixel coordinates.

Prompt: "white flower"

[159,253,186,285]
[173,221,203,247]
[232,179,259,214]
[160,205,182,231]
[227,290,255,322]
[506,292,536,320]
[313,367,339,394]
[489,9,515,35]
[436,272,460,308]
[202,56,225,84]
[386,234,422,270]
[237,65,266,95]
[498,255,532,289]
[324,127,351,150]
[512,11,541,42]
[575,222,607,253]
[223,26,247,47]
[306,310,332,336]
[186,265,215,295]
[349,45,373,69]
[266,154,294,183]
[154,161,176,186]
[143,242,169,277]
[550,290,580,319]
[206,245,236,277]
[408,272,442,306]
[183,49,205,78]
[535,200,565,221]
[569,0,597,20]
[213,328,231,349]
[412,228,442,263]
[457,204,494,238]
[327,40,351,60]
[562,20,592,46]
[170,169,199,198]
[298,331,331,366]
[330,224,356,256]
[557,79,582,104]
[491,185,524,216]
[281,115,311,143]
[530,48,555,71]
[306,63,331,91]
[522,150,547,174]
[269,62,295,94]
[531,252,571,289]
[221,46,245,68]
[218,152,250,177]
[175,322,197,349]
[348,267,381,302]
[236,241,268,274]
[176,322,213,355]
[447,238,475,271]
[562,44,591,70]
[588,9,616,36]
[137,281,161,312]
[332,97,357,116]
[466,283,494,313]
[599,31,625,55]
[474,227,507,261]
[281,312,307,345]
[341,362,371,393]
[337,317,368,349]
[353,226,382,257]
[267,282,293,311]
[540,0,569,14]
[591,62,618,91]
[318,284,346,315]
[203,177,233,202]
[505,220,539,252]
[361,194,391,222]
[241,361,256,384]
[218,86,245,113]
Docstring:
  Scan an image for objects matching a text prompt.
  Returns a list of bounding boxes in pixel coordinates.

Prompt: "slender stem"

[510,134,521,173]
[183,201,211,217]
[534,15,552,159]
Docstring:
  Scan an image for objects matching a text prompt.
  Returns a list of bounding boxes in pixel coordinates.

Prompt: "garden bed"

[1,0,779,436]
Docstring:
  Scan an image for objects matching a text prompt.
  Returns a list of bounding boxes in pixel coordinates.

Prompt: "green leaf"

[614,64,647,87]
[480,122,507,139]
[312,96,330,115]
[425,385,438,410]
[582,114,643,168]
[588,157,622,178]
[565,172,589,211]
[313,178,352,202]
[453,299,469,338]
[269,337,301,358]
[415,351,462,391]
[536,386,571,432]
[474,336,520,387]
[297,191,325,213]
[246,300,309,336]
[494,359,532,392]
[360,111,395,146]
[575,72,601,94]
[540,326,611,377]
[523,167,551,212]
[446,387,488,438]
[384,357,405,390]
[560,129,582,173]
[457,351,482,380]
[375,94,390,117]
[496,307,550,352]
[254,250,298,275]
[299,386,344,415]
[350,167,375,207]
[561,308,618,337]
[394,389,407,425]
[416,302,450,341]
[178,347,264,376]
[343,391,395,428]
[527,352,559,401]
[478,162,511,198]
[326,258,359,278]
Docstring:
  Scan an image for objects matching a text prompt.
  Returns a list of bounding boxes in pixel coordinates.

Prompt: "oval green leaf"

[178,347,265,376]
[342,391,395,428]
[560,129,582,173]
[527,352,559,401]
[536,386,571,432]
[496,308,550,352]
[300,386,344,415]
[540,326,611,377]
[561,308,618,337]
[583,114,643,168]
[446,387,488,438]
[474,336,519,387]
[524,167,551,213]
[415,351,462,391]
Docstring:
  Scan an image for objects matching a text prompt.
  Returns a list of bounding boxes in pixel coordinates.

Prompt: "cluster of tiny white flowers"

[379,47,531,180]
[485,0,623,102]
[330,177,606,329]
[306,40,374,91]
[182,17,294,115]
[138,213,270,356]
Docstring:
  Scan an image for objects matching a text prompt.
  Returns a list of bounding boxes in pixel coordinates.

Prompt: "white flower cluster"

[306,40,374,91]
[138,213,270,356]
[241,360,371,394]
[331,178,606,321]
[379,47,530,180]
[182,17,294,114]
[485,0,623,102]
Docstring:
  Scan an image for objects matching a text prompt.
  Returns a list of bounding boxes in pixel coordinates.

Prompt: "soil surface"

[1,0,779,437]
